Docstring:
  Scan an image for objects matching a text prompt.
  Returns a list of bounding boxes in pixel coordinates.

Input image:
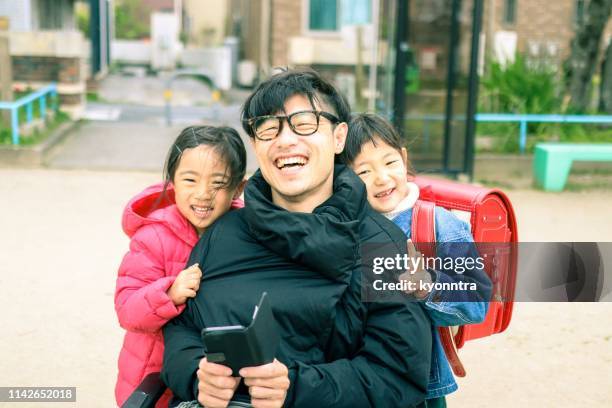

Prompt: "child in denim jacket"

[339,113,492,407]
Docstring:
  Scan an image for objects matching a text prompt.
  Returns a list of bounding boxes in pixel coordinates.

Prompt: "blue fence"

[406,113,612,153]
[0,84,59,145]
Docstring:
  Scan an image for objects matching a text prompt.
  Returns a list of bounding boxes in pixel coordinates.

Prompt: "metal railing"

[406,113,612,153]
[0,83,59,145]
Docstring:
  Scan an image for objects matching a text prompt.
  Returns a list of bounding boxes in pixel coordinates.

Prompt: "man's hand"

[197,358,241,408]
[240,359,290,408]
[167,263,202,305]
[399,239,432,299]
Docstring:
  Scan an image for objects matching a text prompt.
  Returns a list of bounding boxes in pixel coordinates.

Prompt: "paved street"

[45,122,183,172]
[97,72,214,107]
[1,168,611,407]
[46,74,258,173]
[1,73,611,407]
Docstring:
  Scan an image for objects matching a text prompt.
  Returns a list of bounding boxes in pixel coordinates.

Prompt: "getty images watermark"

[371,252,485,292]
[361,242,612,303]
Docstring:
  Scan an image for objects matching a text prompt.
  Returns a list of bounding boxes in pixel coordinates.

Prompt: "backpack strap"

[411,199,467,378]
[438,327,466,377]
[411,200,436,257]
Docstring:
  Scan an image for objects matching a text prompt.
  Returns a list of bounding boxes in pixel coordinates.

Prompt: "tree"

[114,0,151,40]
[566,0,612,112]
[76,1,90,38]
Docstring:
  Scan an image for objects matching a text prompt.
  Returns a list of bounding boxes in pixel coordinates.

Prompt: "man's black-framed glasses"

[246,110,340,141]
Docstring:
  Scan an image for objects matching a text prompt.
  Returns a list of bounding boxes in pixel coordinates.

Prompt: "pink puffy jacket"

[114,183,243,407]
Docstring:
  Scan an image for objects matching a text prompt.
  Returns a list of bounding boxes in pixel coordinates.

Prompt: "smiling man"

[161,69,432,408]
[247,93,343,212]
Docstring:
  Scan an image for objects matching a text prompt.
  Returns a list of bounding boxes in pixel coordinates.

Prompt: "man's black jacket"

[161,165,432,407]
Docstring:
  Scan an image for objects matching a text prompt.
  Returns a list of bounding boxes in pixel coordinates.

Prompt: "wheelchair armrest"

[121,372,167,408]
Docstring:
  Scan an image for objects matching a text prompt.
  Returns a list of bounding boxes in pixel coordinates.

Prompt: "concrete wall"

[111,40,152,64]
[151,12,181,69]
[179,47,233,90]
[183,0,228,46]
[9,30,85,57]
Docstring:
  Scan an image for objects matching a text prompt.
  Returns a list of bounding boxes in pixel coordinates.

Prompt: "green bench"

[533,143,612,191]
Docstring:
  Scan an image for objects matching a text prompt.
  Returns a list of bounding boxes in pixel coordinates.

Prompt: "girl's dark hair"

[339,113,415,176]
[241,68,351,137]
[161,125,247,201]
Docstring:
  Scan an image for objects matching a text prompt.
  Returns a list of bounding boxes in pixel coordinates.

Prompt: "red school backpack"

[411,176,518,377]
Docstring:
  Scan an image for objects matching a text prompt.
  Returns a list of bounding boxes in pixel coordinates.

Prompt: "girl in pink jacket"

[114,126,247,407]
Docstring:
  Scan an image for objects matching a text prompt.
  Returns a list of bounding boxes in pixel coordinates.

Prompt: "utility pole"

[355,25,365,111]
[0,16,13,123]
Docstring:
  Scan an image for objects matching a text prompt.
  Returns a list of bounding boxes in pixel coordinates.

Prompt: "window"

[503,0,516,25]
[36,0,74,30]
[308,0,339,31]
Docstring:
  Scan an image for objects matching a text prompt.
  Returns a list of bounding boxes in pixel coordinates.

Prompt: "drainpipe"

[367,0,380,111]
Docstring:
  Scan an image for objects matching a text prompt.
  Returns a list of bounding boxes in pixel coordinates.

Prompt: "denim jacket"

[391,206,492,399]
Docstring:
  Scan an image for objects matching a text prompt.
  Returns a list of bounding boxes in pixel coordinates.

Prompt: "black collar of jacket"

[244,164,367,283]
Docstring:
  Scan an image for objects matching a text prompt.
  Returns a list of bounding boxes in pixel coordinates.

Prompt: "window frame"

[502,0,517,26]
[302,0,342,37]
[35,0,74,30]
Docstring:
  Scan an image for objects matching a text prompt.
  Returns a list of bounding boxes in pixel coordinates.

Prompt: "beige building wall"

[183,0,228,46]
[483,0,612,64]
[270,0,301,67]
[485,0,574,62]
[240,0,263,65]
[253,0,611,75]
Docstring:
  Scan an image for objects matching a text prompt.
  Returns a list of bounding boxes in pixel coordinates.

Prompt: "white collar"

[382,182,420,220]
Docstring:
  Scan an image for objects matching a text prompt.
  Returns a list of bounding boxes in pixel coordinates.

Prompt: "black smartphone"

[201,292,280,376]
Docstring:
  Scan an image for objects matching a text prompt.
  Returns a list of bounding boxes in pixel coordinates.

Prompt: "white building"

[0,0,87,117]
